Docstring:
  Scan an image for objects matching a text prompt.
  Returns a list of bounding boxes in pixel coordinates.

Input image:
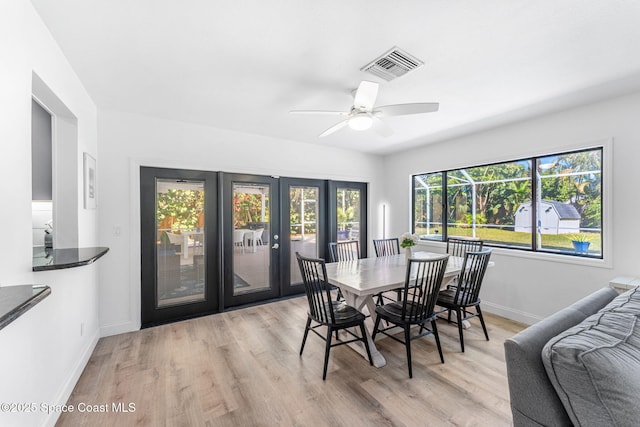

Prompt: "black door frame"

[141,168,369,321]
[140,167,219,327]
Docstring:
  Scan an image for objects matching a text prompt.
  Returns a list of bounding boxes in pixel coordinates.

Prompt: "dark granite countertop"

[0,285,51,331]
[32,247,109,271]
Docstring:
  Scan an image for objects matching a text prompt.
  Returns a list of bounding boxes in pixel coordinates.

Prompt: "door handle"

[271,243,279,249]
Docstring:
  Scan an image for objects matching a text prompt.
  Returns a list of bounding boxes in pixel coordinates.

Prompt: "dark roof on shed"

[543,200,581,219]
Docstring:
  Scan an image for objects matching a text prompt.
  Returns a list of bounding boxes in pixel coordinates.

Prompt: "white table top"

[324,252,466,297]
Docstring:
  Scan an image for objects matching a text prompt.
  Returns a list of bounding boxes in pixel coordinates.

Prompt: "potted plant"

[400,232,420,261]
[567,233,592,254]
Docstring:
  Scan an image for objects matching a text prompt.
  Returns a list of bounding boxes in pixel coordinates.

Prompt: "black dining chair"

[445,237,484,290]
[296,252,373,380]
[372,255,450,378]
[327,241,361,301]
[446,237,484,257]
[372,238,403,305]
[328,240,360,262]
[373,238,400,257]
[436,249,492,352]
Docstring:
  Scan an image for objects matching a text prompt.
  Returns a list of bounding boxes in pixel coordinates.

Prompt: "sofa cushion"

[542,287,640,427]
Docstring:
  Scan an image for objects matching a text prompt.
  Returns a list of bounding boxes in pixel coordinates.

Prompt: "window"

[412,147,603,258]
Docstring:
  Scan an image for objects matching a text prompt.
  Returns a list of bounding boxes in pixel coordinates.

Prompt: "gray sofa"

[505,286,640,426]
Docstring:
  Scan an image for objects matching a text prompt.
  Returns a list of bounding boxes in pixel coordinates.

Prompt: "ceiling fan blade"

[319,120,349,138]
[371,116,394,137]
[353,81,379,111]
[375,102,439,117]
[289,110,348,115]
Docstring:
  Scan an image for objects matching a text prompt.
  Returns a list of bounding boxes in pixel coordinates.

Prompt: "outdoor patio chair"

[233,229,246,253]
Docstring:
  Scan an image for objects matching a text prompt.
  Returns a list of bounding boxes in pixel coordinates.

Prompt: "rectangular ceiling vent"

[361,47,424,81]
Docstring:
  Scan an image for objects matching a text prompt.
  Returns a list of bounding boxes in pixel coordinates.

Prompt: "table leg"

[183,234,189,259]
[341,291,386,368]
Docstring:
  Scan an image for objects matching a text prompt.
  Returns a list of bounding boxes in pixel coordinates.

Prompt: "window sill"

[414,240,611,269]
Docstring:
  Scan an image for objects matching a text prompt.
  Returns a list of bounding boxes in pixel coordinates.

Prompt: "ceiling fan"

[290,80,439,138]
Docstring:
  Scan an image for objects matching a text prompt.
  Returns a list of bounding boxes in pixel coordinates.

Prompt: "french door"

[280,177,327,296]
[140,167,219,326]
[221,173,280,307]
[141,168,368,320]
[329,180,368,258]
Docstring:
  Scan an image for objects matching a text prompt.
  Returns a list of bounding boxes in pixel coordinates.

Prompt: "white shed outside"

[514,201,581,234]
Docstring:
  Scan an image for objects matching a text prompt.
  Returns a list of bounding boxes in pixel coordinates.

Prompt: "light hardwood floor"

[57,297,525,427]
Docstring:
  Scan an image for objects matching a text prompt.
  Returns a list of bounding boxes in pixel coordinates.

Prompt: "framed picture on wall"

[83,152,97,209]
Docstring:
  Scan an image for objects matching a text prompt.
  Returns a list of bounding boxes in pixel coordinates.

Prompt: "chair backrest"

[233,229,245,244]
[446,237,484,257]
[400,255,449,323]
[373,238,400,257]
[453,249,492,306]
[328,240,360,262]
[166,232,183,246]
[296,252,335,324]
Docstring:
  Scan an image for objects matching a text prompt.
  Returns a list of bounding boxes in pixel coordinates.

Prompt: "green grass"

[415,226,601,255]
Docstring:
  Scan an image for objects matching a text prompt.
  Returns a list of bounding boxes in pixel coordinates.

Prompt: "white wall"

[97,110,384,336]
[0,1,100,426]
[384,90,640,324]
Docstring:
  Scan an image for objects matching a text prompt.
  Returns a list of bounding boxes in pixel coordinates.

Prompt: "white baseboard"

[482,300,543,326]
[42,329,100,427]
[100,320,140,338]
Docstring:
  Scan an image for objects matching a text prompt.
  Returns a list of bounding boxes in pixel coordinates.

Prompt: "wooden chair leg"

[456,308,465,352]
[431,319,444,363]
[323,326,333,380]
[372,315,382,340]
[477,305,489,341]
[404,325,413,378]
[359,324,373,366]
[300,317,311,356]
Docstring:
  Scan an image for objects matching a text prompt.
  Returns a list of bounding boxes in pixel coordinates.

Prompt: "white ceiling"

[30,0,640,154]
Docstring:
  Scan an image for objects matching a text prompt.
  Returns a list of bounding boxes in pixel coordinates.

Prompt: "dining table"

[181,230,204,259]
[324,251,491,367]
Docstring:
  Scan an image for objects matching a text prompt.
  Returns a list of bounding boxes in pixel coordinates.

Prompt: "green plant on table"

[400,232,419,248]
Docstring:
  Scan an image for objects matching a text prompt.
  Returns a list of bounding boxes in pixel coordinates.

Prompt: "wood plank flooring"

[56,297,525,427]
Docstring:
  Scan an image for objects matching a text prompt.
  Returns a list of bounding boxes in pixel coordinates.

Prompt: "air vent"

[361,47,424,81]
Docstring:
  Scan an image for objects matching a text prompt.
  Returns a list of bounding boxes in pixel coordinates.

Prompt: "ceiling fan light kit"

[348,113,373,130]
[290,80,439,138]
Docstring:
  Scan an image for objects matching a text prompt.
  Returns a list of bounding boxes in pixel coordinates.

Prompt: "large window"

[412,147,603,258]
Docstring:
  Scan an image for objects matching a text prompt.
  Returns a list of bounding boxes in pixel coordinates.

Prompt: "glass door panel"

[156,178,206,307]
[289,186,319,284]
[329,181,367,258]
[232,182,271,295]
[223,173,279,308]
[141,167,218,327]
[281,178,326,295]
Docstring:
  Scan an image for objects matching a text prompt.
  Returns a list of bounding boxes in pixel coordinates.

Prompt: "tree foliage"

[415,149,602,232]
[157,189,204,231]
